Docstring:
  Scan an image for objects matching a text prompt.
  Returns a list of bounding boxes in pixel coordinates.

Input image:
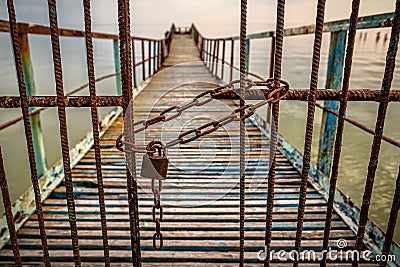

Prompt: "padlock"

[140,140,169,180]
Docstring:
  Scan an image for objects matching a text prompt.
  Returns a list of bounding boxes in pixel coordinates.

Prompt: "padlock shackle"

[146,140,167,157]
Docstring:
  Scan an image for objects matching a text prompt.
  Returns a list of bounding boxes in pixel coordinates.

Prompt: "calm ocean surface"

[0,20,399,243]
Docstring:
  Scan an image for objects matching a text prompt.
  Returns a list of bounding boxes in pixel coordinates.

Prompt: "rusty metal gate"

[0,0,400,266]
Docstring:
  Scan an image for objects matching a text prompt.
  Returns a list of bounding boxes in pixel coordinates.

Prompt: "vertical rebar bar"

[82,0,110,265]
[379,166,400,267]
[6,1,51,265]
[321,1,359,266]
[0,147,21,266]
[353,1,400,266]
[239,0,247,265]
[294,0,327,266]
[117,0,141,265]
[46,0,81,264]
[264,1,285,266]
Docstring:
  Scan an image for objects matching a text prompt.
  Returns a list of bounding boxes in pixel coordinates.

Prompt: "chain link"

[152,180,163,250]
[116,78,289,153]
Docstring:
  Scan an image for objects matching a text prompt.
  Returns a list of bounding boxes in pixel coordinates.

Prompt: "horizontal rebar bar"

[0,89,399,109]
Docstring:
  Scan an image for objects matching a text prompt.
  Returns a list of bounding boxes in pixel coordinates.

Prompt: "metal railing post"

[148,40,152,77]
[19,32,47,177]
[269,35,275,78]
[221,40,226,81]
[161,40,165,64]
[157,40,161,70]
[266,35,276,126]
[200,37,204,61]
[317,30,347,176]
[113,39,122,95]
[153,41,156,74]
[215,40,220,78]
[131,39,138,89]
[211,40,216,75]
[230,39,234,81]
[141,40,145,81]
[207,40,212,69]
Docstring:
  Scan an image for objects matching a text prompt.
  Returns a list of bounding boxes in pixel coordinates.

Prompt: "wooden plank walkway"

[0,33,372,266]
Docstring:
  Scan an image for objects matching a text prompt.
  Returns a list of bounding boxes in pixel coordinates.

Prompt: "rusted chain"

[294,0,327,266]
[120,82,235,135]
[321,1,361,266]
[47,0,81,264]
[353,1,400,266]
[0,148,21,266]
[152,179,163,250]
[82,0,110,265]
[6,1,51,266]
[117,79,289,153]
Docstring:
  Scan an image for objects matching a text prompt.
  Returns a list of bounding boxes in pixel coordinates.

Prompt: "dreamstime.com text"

[257,239,396,263]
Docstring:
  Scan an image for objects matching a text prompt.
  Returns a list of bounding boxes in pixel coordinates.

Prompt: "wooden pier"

[0,33,377,266]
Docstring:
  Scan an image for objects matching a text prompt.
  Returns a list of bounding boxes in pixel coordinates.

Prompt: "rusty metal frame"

[0,77,151,250]
[191,5,400,267]
[249,111,400,267]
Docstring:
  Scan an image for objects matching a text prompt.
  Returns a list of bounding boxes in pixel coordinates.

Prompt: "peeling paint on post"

[317,30,347,176]
[19,33,47,177]
[113,39,122,95]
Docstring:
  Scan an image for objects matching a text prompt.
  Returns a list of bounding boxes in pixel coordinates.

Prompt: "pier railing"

[0,19,175,177]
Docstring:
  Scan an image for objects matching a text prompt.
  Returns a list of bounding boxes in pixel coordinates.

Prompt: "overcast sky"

[0,0,397,37]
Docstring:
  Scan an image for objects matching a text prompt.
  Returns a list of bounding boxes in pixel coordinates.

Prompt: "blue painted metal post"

[19,33,47,177]
[113,39,122,96]
[317,30,347,176]
[245,38,250,73]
